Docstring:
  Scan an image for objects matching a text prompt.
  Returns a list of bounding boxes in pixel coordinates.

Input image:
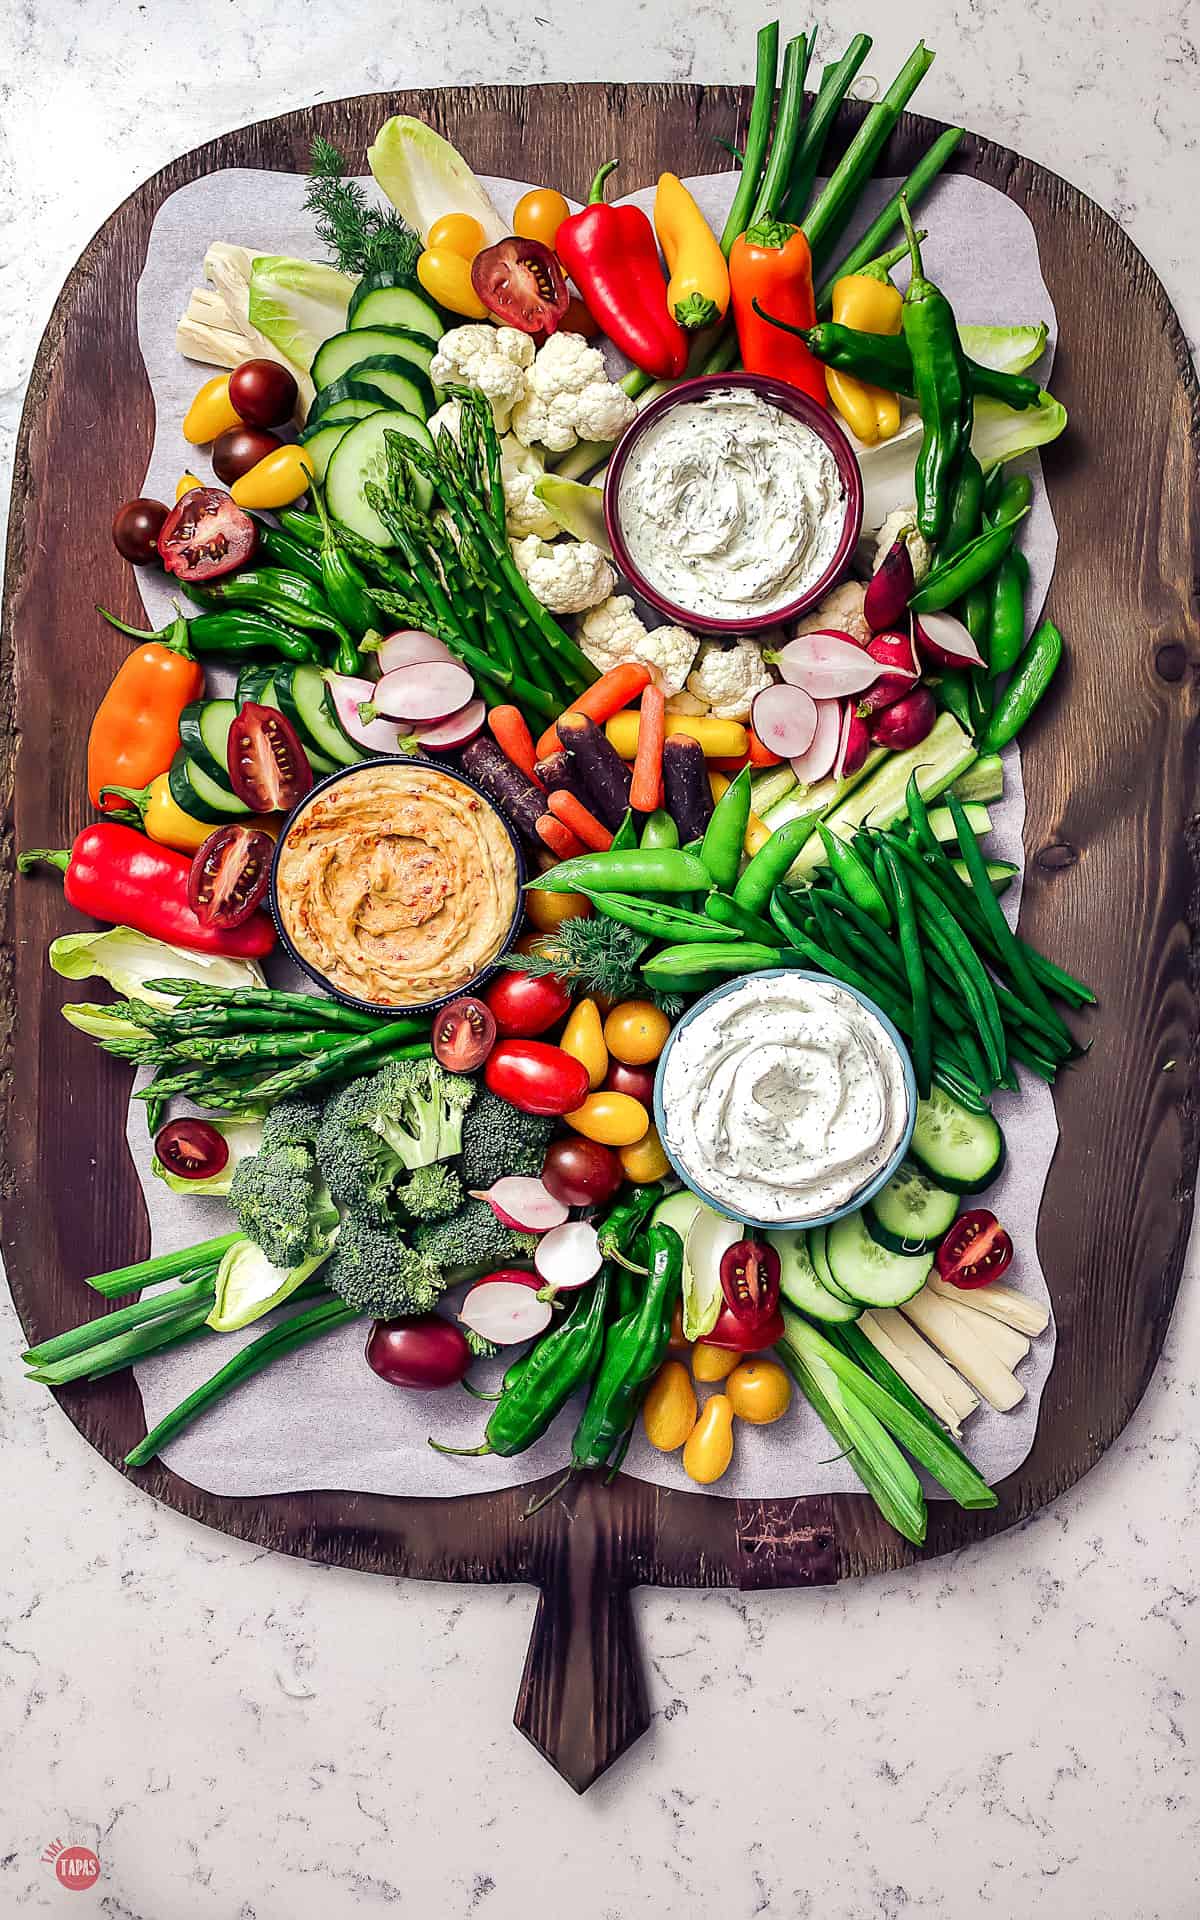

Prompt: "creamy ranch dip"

[617,387,846,620]
[658,974,909,1223]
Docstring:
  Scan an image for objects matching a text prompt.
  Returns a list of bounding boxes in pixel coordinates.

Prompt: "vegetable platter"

[4,53,1199,1794]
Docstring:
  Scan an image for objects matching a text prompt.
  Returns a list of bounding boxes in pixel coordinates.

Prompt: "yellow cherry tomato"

[513,187,571,249]
[642,1359,698,1452]
[230,444,314,510]
[692,1342,739,1384]
[427,212,486,259]
[418,248,489,319]
[560,998,608,1090]
[604,999,672,1066]
[182,374,241,446]
[176,471,204,500]
[564,1090,648,1146]
[619,1123,670,1184]
[682,1394,735,1484]
[524,887,591,933]
[726,1359,792,1426]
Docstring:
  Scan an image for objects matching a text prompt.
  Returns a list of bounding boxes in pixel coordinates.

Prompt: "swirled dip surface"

[275,763,518,1007]
[617,386,845,619]
[659,974,909,1222]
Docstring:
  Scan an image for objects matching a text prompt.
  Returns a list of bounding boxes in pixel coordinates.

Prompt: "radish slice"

[469,1177,569,1234]
[789,696,843,784]
[913,610,986,671]
[326,674,411,755]
[774,631,881,699]
[857,631,920,716]
[751,682,818,758]
[373,661,476,723]
[374,629,455,674]
[459,1279,553,1345]
[533,1220,603,1291]
[412,698,487,751]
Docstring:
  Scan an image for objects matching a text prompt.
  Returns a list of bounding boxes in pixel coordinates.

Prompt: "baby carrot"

[536,813,588,861]
[488,705,542,785]
[536,663,652,761]
[629,686,666,812]
[547,789,614,851]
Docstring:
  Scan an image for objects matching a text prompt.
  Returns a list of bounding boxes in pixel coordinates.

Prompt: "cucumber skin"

[825,1210,932,1309]
[769,1230,859,1324]
[863,1209,939,1258]
[867,1163,959,1253]
[909,1090,1007,1195]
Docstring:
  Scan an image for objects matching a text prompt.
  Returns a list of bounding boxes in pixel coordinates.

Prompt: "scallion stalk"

[23,1271,217,1367]
[776,1334,928,1543]
[749,32,811,225]
[801,41,936,266]
[86,1232,243,1300]
[720,21,780,252]
[814,125,966,310]
[783,32,873,224]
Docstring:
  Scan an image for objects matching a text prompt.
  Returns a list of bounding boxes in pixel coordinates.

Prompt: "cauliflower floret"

[511,536,615,615]
[665,689,707,716]
[510,332,637,453]
[499,440,560,539]
[428,325,535,431]
[794,578,872,648]
[426,396,465,442]
[576,597,699,696]
[872,509,932,587]
[683,638,774,721]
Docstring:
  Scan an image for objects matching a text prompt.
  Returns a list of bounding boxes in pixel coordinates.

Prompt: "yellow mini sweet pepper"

[826,266,903,445]
[654,172,730,331]
[99,771,215,853]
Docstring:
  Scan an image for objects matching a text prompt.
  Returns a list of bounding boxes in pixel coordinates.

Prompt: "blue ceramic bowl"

[652,969,918,1233]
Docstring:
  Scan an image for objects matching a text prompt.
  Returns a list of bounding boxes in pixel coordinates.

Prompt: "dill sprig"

[500,919,686,1019]
[305,135,422,281]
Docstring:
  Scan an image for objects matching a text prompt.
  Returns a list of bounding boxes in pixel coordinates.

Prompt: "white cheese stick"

[859,1309,979,1438]
[937,1295,1031,1370]
[900,1288,1025,1412]
[926,1270,1050,1336]
[176,317,244,369]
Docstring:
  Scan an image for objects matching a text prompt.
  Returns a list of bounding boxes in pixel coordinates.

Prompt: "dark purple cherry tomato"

[212,425,284,486]
[432,996,497,1073]
[365,1314,472,1389]
[226,702,313,813]
[484,968,571,1037]
[188,823,275,928]
[484,1039,590,1116]
[155,1117,230,1181]
[157,486,258,582]
[112,497,170,566]
[604,1060,656,1105]
[229,358,299,428]
[541,1135,623,1207]
[471,237,570,335]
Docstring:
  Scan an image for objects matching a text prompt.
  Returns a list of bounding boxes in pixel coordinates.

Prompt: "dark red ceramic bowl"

[603,371,864,635]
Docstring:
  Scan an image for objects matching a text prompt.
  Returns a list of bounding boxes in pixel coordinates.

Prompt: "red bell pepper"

[729,218,826,407]
[19,823,275,958]
[555,162,688,380]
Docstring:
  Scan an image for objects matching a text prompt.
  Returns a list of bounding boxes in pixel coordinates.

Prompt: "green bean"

[877,845,932,1096]
[946,795,1074,1047]
[903,868,1007,1079]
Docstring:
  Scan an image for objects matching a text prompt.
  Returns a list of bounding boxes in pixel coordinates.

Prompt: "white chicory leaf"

[248,256,357,373]
[367,116,507,247]
[60,1002,144,1045]
[48,928,267,1007]
[857,391,1067,535]
[533,477,612,554]
[206,1236,335,1334]
[152,1119,265,1198]
[957,321,1049,375]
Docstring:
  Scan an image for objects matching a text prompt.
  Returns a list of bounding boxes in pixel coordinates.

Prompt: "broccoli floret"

[260,1096,326,1154]
[323,1214,445,1319]
[228,1144,337,1269]
[458,1089,555,1191]
[317,1095,406,1226]
[398,1161,465,1223]
[413,1196,538,1275]
[319,1056,475,1190]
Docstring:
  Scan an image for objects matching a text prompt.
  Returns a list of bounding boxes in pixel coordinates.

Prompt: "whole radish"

[857,632,920,716]
[864,534,916,633]
[870,685,936,750]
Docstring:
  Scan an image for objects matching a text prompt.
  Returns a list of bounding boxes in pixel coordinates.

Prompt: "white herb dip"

[617,386,845,620]
[659,974,909,1223]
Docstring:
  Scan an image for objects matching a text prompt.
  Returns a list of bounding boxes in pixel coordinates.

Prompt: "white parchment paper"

[130,165,1060,1500]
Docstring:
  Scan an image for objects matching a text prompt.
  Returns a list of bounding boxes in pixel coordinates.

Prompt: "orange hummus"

[275,762,519,1007]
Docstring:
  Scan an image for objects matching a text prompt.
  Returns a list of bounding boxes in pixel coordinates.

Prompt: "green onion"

[750,32,811,225]
[802,41,936,266]
[31,1298,218,1387]
[783,32,873,224]
[720,21,780,252]
[22,1272,216,1366]
[815,124,965,309]
[776,1333,928,1543]
[86,1232,243,1300]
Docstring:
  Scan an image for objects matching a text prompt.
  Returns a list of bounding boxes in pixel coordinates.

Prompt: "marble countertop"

[2,2,1196,1913]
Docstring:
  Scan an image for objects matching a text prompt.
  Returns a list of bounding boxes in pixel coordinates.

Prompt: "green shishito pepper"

[799,326,1042,413]
[253,520,325,587]
[97,604,321,664]
[526,847,712,896]
[570,1221,685,1471]
[898,198,972,542]
[910,505,1030,613]
[184,567,355,657]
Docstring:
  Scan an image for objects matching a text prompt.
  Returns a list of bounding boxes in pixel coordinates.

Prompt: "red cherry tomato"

[226,702,313,812]
[432,996,497,1072]
[484,968,571,1037]
[157,486,258,582]
[187,824,275,928]
[365,1315,472,1389]
[604,1059,656,1105]
[704,1239,785,1350]
[212,424,284,485]
[541,1135,623,1207]
[935,1209,1014,1288]
[471,237,570,335]
[228,357,299,428]
[485,1039,590,1115]
[112,496,169,565]
[154,1118,230,1181]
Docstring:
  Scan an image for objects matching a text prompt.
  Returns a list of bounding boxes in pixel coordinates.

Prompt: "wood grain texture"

[3,83,1198,1790]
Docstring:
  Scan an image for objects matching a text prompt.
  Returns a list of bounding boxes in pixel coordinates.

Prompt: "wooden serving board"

[4,83,1199,1794]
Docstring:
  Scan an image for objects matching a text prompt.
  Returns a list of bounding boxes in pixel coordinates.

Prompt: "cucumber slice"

[320,355,433,421]
[348,273,444,341]
[236,665,276,707]
[275,663,360,767]
[865,1162,958,1254]
[325,408,435,540]
[826,1210,933,1308]
[952,858,1018,897]
[299,399,383,433]
[807,1225,856,1304]
[168,752,250,824]
[295,419,354,484]
[312,325,437,391]
[309,377,396,424]
[951,754,1004,805]
[923,802,992,844]
[178,699,236,787]
[909,1087,1006,1194]
[769,1229,859,1324]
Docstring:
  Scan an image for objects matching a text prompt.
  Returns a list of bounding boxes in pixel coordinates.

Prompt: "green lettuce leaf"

[958,321,1049,375]
[49,928,267,1006]
[367,117,506,247]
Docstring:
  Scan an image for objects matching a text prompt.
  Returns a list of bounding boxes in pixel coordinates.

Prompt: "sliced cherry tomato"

[471,237,570,336]
[935,1209,1014,1288]
[513,187,571,249]
[157,486,258,582]
[228,358,298,428]
[485,968,571,1038]
[704,1238,785,1350]
[485,1039,589,1116]
[604,1059,656,1105]
[541,1135,623,1207]
[432,995,497,1072]
[154,1118,230,1181]
[112,496,169,566]
[212,424,283,485]
[187,824,275,928]
[226,702,313,812]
